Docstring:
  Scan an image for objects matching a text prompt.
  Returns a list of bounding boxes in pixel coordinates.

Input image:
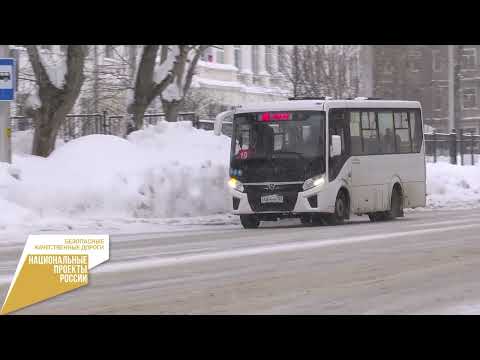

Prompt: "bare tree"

[25,45,87,157]
[280,45,303,97]
[127,45,209,130]
[161,45,209,122]
[281,45,360,99]
[180,90,227,118]
[80,45,137,115]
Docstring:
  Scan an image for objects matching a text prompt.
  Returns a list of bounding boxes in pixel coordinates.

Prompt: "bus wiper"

[273,151,305,160]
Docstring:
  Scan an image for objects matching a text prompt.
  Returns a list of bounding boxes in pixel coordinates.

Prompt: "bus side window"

[361,111,379,155]
[329,109,350,181]
[378,111,395,154]
[349,111,362,155]
[394,112,412,153]
[410,110,423,152]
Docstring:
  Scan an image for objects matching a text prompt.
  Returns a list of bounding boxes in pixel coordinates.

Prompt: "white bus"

[222,98,426,229]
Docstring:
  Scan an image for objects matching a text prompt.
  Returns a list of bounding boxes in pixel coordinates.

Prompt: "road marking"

[94,222,480,274]
[435,304,480,315]
[401,217,480,229]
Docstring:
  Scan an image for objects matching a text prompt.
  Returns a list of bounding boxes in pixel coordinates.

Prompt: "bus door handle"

[352,158,360,165]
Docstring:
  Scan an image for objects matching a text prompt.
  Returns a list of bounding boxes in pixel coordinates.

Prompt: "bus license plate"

[261,194,284,204]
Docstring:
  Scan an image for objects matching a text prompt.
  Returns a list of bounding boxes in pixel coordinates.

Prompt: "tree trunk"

[32,113,60,157]
[129,101,149,130]
[26,45,86,157]
[162,100,182,122]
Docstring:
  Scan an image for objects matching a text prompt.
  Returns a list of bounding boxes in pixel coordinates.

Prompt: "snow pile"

[426,162,480,209]
[1,122,231,230]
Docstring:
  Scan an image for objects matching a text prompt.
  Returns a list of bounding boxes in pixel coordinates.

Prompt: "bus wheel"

[326,192,347,225]
[240,215,260,229]
[300,215,312,225]
[385,186,404,220]
[368,212,387,222]
[311,214,327,226]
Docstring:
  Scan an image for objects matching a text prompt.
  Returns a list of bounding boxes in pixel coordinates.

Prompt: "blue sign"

[0,58,15,101]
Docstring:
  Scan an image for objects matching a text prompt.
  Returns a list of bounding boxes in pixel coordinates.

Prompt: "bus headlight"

[228,177,244,193]
[303,174,325,191]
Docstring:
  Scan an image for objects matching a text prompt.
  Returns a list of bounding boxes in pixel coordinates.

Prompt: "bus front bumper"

[230,186,335,215]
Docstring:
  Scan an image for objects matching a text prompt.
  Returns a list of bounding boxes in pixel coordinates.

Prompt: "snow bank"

[1,122,231,230]
[426,162,480,209]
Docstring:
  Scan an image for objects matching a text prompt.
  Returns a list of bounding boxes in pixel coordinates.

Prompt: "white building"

[192,45,291,111]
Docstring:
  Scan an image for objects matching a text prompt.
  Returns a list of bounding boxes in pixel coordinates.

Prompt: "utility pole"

[454,45,463,132]
[448,45,455,132]
[293,45,299,97]
[93,45,99,113]
[448,45,463,132]
[0,45,12,163]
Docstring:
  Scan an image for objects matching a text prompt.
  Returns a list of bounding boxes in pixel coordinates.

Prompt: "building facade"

[360,45,480,133]
[192,45,291,115]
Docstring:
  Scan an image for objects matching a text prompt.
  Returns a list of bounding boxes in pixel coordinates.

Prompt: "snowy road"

[2,208,480,314]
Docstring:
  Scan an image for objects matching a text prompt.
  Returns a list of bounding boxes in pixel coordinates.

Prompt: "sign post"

[0,45,15,163]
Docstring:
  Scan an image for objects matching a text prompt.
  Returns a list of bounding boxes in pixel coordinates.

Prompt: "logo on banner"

[0,235,109,315]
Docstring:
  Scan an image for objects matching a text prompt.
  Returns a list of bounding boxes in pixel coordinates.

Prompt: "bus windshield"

[230,111,326,182]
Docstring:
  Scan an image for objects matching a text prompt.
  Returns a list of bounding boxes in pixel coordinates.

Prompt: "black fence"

[425,130,480,165]
[9,112,232,142]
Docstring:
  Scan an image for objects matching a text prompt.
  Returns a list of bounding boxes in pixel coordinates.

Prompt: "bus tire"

[326,191,347,225]
[300,215,312,225]
[385,185,404,220]
[311,214,327,226]
[240,215,260,229]
[368,212,387,222]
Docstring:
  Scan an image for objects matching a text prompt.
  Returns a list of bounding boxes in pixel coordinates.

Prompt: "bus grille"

[244,184,302,212]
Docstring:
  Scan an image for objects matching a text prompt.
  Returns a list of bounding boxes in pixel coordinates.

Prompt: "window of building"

[201,47,214,62]
[278,46,286,74]
[407,50,422,72]
[251,45,259,74]
[349,58,358,85]
[234,45,241,69]
[383,60,394,74]
[432,49,443,72]
[463,88,477,109]
[433,87,446,110]
[216,45,224,64]
[265,45,273,74]
[462,48,477,69]
[105,45,115,59]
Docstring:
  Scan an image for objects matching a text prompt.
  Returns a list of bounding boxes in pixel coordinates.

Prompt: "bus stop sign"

[0,58,15,101]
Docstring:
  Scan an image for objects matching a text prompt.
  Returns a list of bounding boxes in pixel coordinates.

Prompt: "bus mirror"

[330,135,342,157]
[214,110,234,136]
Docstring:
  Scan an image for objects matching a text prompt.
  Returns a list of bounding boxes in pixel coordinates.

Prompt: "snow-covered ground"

[426,162,480,209]
[2,123,480,237]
